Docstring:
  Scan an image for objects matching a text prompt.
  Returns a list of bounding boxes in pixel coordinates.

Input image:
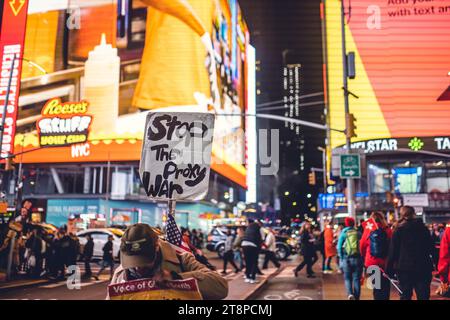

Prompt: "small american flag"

[165,213,191,254]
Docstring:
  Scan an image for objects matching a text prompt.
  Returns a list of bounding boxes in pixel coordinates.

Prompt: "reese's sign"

[36,98,93,147]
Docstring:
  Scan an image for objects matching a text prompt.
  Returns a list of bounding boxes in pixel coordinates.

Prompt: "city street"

[0,0,449,306]
[1,254,447,301]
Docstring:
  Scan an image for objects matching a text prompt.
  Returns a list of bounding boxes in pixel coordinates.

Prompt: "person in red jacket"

[437,226,450,296]
[360,211,393,300]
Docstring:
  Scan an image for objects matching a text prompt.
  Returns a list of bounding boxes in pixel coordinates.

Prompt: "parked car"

[77,228,124,261]
[274,234,297,260]
[206,225,294,260]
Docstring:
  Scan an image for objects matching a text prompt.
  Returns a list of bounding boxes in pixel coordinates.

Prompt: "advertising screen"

[324,0,450,151]
[11,0,249,188]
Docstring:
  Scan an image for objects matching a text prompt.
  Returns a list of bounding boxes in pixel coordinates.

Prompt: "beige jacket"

[107,240,228,300]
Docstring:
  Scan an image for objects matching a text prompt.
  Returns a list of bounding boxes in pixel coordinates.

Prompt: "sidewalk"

[223,267,280,300]
[0,265,281,300]
[321,270,447,300]
[0,267,111,292]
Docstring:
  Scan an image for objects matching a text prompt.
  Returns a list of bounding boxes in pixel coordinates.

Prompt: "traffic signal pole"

[340,0,357,220]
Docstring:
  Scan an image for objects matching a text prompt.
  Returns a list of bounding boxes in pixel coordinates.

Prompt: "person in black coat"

[83,234,94,278]
[25,228,43,278]
[387,206,434,300]
[95,235,115,280]
[294,222,317,278]
[51,230,69,280]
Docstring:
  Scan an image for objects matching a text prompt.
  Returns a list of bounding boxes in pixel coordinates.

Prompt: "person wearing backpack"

[360,212,393,300]
[337,217,363,300]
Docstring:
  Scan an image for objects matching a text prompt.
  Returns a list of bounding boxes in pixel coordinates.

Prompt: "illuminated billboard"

[12,0,249,188]
[324,0,450,151]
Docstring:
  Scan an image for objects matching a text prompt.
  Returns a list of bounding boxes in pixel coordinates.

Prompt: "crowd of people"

[1,201,449,301]
[0,201,83,280]
[292,206,450,300]
[217,220,281,283]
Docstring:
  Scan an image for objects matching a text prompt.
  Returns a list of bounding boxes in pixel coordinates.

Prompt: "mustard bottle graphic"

[84,34,120,136]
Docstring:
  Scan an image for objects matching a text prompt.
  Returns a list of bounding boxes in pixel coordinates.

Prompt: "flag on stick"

[165,213,191,254]
[362,218,379,232]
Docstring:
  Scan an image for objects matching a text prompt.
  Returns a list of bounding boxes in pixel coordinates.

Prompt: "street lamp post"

[318,146,327,193]
[340,0,356,220]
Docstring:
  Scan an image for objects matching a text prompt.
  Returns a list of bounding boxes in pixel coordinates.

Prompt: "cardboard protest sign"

[139,112,215,201]
[108,277,202,300]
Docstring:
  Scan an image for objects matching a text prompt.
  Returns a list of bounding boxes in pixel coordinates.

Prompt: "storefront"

[44,198,221,231]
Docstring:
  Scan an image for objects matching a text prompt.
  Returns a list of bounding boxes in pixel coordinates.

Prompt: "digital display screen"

[325,0,450,150]
[11,0,250,188]
[393,167,422,194]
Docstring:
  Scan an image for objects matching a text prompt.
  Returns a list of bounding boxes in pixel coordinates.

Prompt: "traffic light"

[4,157,15,171]
[308,171,316,186]
[346,113,357,139]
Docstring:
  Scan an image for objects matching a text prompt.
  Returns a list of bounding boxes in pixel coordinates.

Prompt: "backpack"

[369,228,388,258]
[344,228,359,257]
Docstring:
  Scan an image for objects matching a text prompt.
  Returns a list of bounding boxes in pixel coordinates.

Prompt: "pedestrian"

[233,227,245,270]
[95,235,115,281]
[198,230,205,249]
[323,221,337,273]
[335,224,345,273]
[262,227,281,269]
[337,217,363,300]
[360,212,393,300]
[431,223,443,270]
[221,229,240,275]
[25,228,44,278]
[59,229,73,272]
[242,219,263,283]
[436,226,449,297]
[68,233,80,267]
[191,229,201,249]
[83,234,95,279]
[181,228,216,270]
[0,222,23,276]
[51,229,68,280]
[317,227,326,273]
[294,222,316,278]
[386,206,434,300]
[107,223,228,300]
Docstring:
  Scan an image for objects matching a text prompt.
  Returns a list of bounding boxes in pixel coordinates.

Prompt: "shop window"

[368,163,391,193]
[392,166,423,194]
[425,162,450,194]
[110,166,135,199]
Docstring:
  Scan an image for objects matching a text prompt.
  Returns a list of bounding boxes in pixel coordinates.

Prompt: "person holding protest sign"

[107,223,228,300]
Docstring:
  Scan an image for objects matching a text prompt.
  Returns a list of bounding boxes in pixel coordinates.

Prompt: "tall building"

[240,0,326,223]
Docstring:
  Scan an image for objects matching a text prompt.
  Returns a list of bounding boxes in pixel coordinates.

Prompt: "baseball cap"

[120,224,159,269]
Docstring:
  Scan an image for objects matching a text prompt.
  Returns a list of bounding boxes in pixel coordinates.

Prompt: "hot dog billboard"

[324,0,450,150]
